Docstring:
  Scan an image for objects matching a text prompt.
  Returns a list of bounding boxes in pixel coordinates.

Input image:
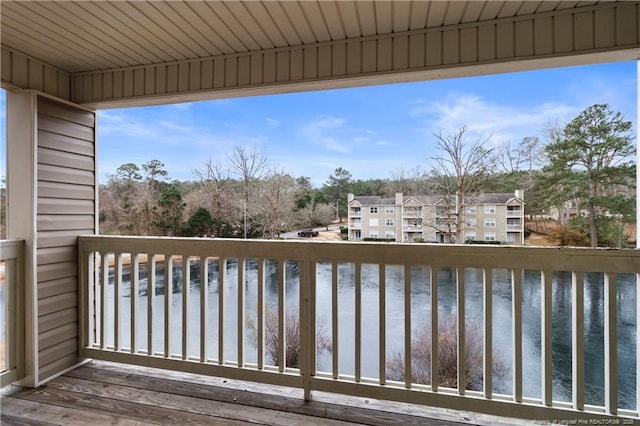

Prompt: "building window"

[370,207,378,214]
[369,218,378,227]
[354,230,361,239]
[485,218,496,227]
[465,232,477,241]
[369,231,379,238]
[466,205,476,214]
[351,207,361,216]
[485,205,496,214]
[385,218,394,226]
[485,232,496,241]
[385,206,394,214]
[385,231,395,239]
[466,218,476,226]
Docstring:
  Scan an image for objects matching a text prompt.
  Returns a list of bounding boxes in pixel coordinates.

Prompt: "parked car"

[298,229,319,237]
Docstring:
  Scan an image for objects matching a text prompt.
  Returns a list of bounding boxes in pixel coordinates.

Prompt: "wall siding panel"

[39,307,78,334]
[37,247,78,266]
[35,97,96,384]
[37,131,94,156]
[38,164,95,185]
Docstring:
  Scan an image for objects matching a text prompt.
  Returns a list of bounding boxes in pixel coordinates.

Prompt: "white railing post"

[256,258,265,370]
[309,261,317,378]
[604,272,618,415]
[100,252,108,350]
[0,240,25,387]
[483,267,493,399]
[218,257,226,365]
[114,253,122,352]
[512,269,523,403]
[147,254,156,356]
[457,266,465,395]
[182,256,190,360]
[404,264,412,389]
[541,270,553,406]
[200,256,208,363]
[277,259,285,372]
[131,253,139,354]
[355,262,362,383]
[331,261,339,379]
[572,271,585,410]
[379,264,386,385]
[431,266,439,392]
[237,257,245,367]
[301,250,312,401]
[164,254,173,358]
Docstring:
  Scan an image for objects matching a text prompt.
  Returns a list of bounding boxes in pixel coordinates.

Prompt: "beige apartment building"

[347,191,525,244]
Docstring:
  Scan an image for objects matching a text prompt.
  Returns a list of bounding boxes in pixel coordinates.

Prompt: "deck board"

[1,361,526,425]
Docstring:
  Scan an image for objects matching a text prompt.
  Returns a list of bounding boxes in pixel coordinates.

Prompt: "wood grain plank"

[1,397,144,426]
[49,375,352,426]
[24,382,244,426]
[65,363,459,426]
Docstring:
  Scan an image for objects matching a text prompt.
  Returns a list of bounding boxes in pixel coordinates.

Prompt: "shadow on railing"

[78,235,640,421]
[0,239,24,387]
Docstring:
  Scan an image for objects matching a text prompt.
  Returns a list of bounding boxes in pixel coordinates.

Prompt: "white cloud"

[410,93,578,146]
[299,116,350,153]
[265,118,280,128]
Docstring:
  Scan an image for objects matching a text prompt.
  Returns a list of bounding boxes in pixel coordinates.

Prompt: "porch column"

[6,90,97,387]
[6,90,37,387]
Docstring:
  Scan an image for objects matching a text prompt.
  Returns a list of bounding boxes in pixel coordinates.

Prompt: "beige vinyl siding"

[69,2,640,107]
[36,96,96,382]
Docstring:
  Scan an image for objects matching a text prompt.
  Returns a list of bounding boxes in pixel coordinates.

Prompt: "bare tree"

[228,145,269,238]
[390,165,425,195]
[193,159,231,220]
[497,136,546,174]
[255,169,297,238]
[429,126,495,243]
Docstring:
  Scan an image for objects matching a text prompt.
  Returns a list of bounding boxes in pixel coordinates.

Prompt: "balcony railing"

[1,239,24,387]
[507,210,523,217]
[79,235,640,421]
[507,224,523,230]
[402,211,422,218]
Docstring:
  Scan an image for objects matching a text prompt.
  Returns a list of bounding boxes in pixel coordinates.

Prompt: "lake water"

[101,258,637,410]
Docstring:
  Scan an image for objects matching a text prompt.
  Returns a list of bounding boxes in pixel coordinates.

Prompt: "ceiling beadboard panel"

[1,0,615,74]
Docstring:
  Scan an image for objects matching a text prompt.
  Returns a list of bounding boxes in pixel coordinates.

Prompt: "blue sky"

[0,60,637,187]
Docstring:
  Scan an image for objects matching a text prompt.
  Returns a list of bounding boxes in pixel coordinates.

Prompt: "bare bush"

[387,316,505,390]
[251,307,331,368]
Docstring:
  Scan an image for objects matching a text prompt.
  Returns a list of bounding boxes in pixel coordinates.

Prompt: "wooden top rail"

[0,239,24,262]
[78,235,640,274]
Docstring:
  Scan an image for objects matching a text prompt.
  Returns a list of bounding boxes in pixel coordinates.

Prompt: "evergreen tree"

[539,104,634,247]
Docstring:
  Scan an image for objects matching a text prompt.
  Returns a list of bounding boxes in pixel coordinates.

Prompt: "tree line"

[99,104,636,247]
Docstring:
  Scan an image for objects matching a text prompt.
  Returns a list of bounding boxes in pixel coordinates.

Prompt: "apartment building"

[347,191,525,244]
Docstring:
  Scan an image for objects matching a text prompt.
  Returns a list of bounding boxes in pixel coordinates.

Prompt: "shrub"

[387,316,505,390]
[251,308,331,368]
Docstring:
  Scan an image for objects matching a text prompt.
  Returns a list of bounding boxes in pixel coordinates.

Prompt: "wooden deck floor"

[2,361,532,425]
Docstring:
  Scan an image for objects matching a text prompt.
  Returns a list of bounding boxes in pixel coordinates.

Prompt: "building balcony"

[507,224,523,230]
[402,211,422,218]
[507,210,523,217]
[2,237,639,423]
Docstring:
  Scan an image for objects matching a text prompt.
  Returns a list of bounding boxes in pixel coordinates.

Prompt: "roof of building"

[349,192,523,206]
